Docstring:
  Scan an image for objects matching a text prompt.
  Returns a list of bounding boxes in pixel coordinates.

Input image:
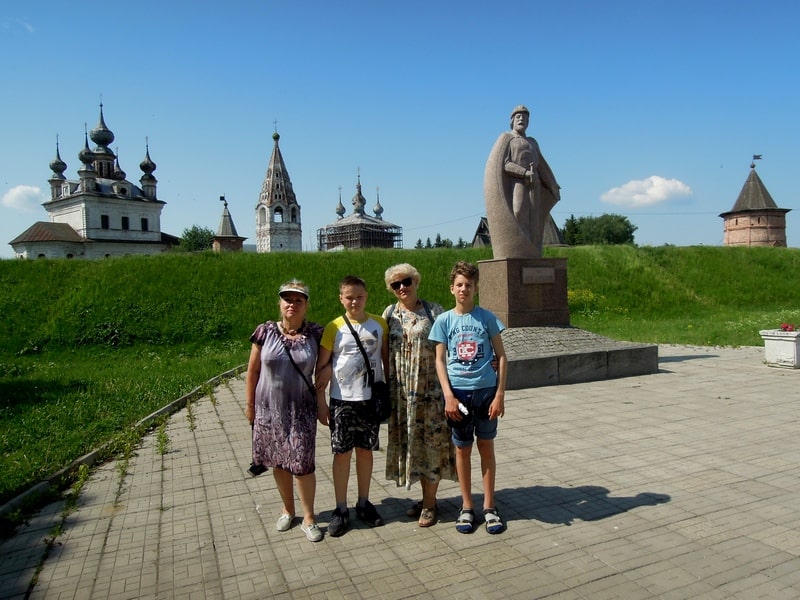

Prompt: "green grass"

[552,245,800,345]
[1,245,799,508]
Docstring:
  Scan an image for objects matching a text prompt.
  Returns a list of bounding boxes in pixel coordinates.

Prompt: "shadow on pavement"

[659,354,718,364]
[496,485,670,526]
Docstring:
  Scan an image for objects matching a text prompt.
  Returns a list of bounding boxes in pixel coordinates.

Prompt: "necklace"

[279,321,301,336]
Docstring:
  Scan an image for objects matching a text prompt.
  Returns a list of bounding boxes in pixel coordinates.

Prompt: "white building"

[255,131,302,252]
[9,104,178,259]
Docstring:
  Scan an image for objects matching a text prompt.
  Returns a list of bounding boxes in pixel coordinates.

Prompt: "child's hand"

[315,363,332,390]
[488,392,505,420]
[317,402,330,427]
[444,396,464,421]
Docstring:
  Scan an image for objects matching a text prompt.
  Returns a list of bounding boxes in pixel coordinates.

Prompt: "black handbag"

[343,316,391,423]
[371,380,391,422]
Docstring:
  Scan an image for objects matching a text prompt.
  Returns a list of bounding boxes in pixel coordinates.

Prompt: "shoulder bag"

[343,316,391,423]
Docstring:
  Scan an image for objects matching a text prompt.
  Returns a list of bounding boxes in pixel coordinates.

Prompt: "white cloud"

[1,185,46,212]
[2,18,34,33]
[601,176,692,208]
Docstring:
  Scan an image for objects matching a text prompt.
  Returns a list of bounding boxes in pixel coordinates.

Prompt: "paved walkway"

[2,345,800,599]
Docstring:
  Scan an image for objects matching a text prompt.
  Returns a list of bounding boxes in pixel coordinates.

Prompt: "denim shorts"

[448,386,498,448]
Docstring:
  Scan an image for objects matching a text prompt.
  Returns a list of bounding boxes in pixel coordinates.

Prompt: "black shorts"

[329,398,380,453]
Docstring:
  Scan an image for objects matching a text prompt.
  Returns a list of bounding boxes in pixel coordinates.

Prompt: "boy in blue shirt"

[429,261,508,534]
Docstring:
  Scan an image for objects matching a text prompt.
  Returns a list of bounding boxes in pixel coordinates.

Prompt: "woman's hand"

[315,362,332,390]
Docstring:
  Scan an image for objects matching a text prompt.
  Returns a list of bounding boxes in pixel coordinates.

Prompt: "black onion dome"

[90,104,115,147]
[78,133,95,164]
[140,146,156,174]
[50,141,67,175]
[113,154,126,181]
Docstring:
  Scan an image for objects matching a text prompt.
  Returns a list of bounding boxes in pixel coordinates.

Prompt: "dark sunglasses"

[390,277,414,291]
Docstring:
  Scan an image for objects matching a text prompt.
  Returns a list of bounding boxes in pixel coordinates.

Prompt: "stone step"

[502,326,659,389]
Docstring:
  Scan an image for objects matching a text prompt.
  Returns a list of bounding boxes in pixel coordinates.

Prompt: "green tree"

[425,237,433,249]
[434,234,454,248]
[415,238,424,249]
[562,214,581,245]
[178,225,215,252]
[562,214,636,245]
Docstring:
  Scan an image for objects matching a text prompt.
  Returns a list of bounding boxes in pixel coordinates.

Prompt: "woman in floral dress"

[382,263,456,527]
[245,280,330,542]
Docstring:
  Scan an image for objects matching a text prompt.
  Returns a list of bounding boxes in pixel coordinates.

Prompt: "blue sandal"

[455,508,475,533]
[484,508,504,534]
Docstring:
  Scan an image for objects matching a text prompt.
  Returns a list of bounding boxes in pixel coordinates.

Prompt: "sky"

[1,0,798,258]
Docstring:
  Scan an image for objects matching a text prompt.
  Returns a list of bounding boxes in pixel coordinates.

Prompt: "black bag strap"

[343,315,376,386]
[387,300,435,324]
[281,340,316,396]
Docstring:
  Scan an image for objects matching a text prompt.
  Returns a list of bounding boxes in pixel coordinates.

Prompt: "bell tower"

[256,130,302,252]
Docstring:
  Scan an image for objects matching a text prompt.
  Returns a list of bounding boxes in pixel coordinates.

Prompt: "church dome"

[78,134,95,165]
[140,146,157,174]
[112,155,127,181]
[90,104,115,147]
[49,142,67,175]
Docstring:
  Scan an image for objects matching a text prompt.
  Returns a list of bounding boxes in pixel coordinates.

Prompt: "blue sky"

[2,0,798,258]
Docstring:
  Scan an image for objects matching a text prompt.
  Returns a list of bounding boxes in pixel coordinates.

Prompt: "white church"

[9,105,178,259]
[255,130,302,252]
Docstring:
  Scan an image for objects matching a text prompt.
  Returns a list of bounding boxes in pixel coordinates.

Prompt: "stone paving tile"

[3,345,800,598]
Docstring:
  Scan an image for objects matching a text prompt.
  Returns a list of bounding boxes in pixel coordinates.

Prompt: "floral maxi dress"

[383,301,456,488]
[250,321,322,476]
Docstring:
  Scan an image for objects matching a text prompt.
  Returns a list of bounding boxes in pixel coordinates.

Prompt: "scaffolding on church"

[317,219,402,251]
[317,176,403,251]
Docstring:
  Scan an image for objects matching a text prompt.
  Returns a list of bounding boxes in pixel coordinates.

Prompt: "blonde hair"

[384,263,420,291]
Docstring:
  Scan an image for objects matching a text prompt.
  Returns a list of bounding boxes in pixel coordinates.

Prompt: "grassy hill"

[1,245,799,506]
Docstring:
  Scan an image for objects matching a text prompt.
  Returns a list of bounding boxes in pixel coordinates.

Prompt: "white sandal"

[484,508,504,534]
[455,508,475,533]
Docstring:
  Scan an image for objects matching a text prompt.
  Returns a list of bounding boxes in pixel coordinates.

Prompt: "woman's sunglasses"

[390,277,414,291]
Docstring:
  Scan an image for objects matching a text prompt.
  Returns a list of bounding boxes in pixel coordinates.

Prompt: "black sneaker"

[328,508,349,537]
[356,500,384,527]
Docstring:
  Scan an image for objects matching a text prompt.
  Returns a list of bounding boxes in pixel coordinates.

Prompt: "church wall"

[259,222,302,252]
[17,241,172,259]
[86,199,163,244]
[48,203,86,236]
[45,195,164,244]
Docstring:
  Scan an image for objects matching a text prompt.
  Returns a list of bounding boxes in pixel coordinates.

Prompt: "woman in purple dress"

[245,280,330,543]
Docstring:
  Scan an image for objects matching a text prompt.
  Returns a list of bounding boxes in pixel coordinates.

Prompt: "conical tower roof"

[729,164,778,212]
[258,131,297,207]
[216,196,241,237]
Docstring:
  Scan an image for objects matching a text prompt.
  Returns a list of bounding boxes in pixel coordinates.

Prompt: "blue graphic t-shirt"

[428,306,505,390]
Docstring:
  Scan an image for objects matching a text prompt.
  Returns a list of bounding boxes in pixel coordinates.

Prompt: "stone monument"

[480,106,658,389]
[481,105,569,326]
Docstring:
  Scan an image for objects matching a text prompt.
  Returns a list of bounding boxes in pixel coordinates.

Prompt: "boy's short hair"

[339,274,368,291]
[449,261,479,284]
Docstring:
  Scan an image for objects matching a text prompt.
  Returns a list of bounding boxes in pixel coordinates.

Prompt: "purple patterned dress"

[250,321,323,476]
